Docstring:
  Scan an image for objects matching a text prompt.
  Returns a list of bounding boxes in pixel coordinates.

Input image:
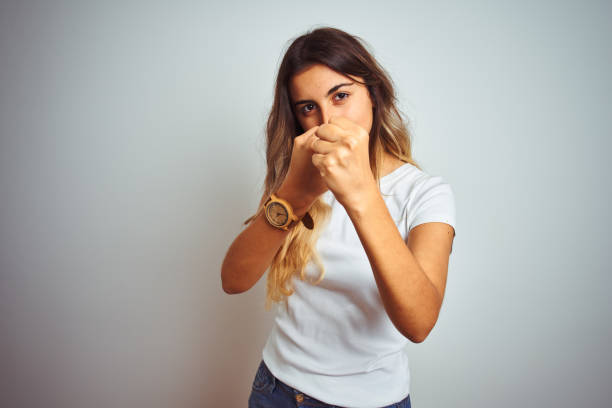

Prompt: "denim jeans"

[248,359,411,408]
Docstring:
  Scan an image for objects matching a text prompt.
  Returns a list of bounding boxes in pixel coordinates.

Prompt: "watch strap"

[264,193,314,231]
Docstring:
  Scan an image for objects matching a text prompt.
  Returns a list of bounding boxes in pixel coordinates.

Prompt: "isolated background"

[1,0,610,407]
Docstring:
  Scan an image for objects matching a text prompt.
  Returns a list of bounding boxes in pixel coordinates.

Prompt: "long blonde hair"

[244,27,421,311]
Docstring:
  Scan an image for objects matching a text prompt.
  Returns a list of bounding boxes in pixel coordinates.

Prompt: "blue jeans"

[248,359,411,408]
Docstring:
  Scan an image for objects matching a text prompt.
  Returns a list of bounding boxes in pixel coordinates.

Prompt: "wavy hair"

[244,27,421,311]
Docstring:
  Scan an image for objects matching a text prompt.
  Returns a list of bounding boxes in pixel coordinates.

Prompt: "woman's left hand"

[310,116,378,211]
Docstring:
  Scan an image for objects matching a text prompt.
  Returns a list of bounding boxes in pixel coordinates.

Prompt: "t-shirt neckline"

[380,162,413,186]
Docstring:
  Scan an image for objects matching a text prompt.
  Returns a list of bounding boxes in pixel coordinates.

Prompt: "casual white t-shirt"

[261,162,457,408]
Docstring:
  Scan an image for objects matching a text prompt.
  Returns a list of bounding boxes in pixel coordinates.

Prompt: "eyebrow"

[293,82,354,106]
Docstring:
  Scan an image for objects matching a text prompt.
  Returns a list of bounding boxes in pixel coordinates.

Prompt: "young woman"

[221,26,456,408]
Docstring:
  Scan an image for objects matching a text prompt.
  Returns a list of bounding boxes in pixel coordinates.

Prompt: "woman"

[221,26,456,408]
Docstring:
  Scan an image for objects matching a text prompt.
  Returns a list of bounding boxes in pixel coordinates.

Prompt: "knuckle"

[336,150,350,166]
[343,137,358,150]
[294,134,306,145]
[309,136,319,150]
[323,156,336,168]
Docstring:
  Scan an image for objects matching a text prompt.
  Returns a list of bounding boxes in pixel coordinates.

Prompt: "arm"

[346,187,455,343]
[220,187,314,294]
[309,116,455,343]
[221,126,328,294]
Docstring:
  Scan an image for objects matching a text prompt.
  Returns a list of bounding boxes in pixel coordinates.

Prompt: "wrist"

[275,185,315,218]
[343,184,381,219]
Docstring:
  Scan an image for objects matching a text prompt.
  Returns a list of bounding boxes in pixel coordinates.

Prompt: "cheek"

[299,117,317,131]
[346,99,373,132]
[292,110,309,131]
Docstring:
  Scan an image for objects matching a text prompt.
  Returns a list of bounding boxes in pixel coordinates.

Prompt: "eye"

[301,103,316,115]
[334,92,349,101]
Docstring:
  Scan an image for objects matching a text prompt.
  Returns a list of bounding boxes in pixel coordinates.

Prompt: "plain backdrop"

[1,0,611,407]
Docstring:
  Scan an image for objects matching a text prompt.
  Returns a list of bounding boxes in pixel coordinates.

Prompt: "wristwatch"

[263,193,314,231]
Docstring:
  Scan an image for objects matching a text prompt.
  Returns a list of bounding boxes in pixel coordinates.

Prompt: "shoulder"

[405,169,456,234]
[380,162,444,208]
[380,162,456,232]
[383,162,453,201]
[411,171,455,203]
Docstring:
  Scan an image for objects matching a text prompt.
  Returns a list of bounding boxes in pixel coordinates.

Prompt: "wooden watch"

[263,193,314,231]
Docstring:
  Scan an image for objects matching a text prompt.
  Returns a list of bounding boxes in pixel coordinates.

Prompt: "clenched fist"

[310,116,377,211]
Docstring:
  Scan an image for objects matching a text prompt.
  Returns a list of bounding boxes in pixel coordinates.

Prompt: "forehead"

[289,64,362,99]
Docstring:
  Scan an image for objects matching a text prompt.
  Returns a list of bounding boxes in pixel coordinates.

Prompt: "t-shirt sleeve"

[406,175,457,239]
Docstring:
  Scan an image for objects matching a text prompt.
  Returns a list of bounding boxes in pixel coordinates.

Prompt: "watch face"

[266,202,289,227]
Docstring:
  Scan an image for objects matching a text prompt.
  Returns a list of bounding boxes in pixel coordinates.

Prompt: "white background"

[1,0,610,407]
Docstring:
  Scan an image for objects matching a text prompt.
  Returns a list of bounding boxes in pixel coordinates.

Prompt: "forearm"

[221,186,314,294]
[345,187,442,342]
[221,210,290,294]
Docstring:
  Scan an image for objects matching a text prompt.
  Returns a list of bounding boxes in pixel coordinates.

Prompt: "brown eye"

[302,103,315,114]
[334,92,349,101]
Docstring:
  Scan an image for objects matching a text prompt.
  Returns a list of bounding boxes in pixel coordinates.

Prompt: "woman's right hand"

[275,126,329,216]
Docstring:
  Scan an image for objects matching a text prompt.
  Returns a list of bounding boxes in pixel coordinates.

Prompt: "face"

[288,63,374,133]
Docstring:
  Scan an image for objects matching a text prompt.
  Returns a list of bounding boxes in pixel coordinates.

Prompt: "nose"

[320,105,331,125]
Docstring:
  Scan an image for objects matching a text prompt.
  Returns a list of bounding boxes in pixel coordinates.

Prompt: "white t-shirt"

[261,162,457,408]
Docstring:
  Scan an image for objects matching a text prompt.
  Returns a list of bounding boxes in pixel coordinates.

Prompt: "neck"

[380,153,405,178]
